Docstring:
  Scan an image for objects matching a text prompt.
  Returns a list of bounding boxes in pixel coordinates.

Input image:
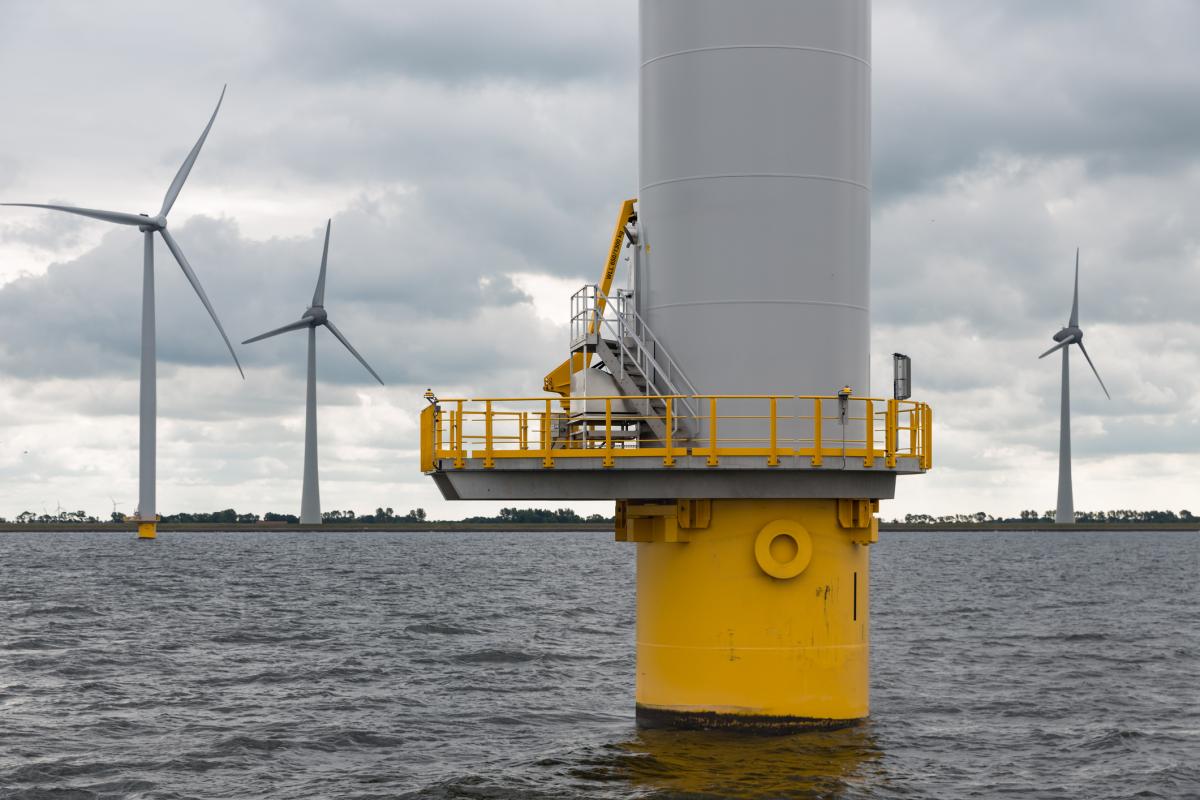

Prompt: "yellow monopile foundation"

[624,498,877,730]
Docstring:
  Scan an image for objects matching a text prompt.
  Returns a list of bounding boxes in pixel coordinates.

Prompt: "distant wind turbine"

[242,221,384,524]
[2,86,242,540]
[1038,248,1110,525]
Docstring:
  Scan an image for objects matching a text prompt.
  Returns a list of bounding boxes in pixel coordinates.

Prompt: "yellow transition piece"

[627,498,877,730]
[137,522,157,540]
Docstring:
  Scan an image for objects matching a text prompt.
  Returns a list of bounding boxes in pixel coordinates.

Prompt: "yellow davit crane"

[543,198,636,397]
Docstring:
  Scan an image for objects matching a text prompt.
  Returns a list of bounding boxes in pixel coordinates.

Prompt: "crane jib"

[598,199,636,307]
[542,198,637,396]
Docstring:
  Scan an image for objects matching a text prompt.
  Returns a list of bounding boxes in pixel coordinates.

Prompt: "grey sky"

[0,1,1197,519]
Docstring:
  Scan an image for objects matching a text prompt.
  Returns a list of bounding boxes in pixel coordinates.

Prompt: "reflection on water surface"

[614,725,882,798]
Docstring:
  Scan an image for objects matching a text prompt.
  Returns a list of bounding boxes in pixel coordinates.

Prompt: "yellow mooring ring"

[754,519,813,579]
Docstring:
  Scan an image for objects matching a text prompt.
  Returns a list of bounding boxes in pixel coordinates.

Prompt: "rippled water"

[1,530,1197,799]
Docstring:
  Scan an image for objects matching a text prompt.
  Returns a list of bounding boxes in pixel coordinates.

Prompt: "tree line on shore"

[894,509,1196,525]
[2,507,1195,526]
[0,506,614,525]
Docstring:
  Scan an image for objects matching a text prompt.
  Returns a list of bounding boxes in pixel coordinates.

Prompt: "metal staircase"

[569,285,699,445]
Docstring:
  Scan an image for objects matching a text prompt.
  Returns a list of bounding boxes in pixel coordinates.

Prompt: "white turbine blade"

[1038,338,1073,359]
[1069,248,1080,328]
[1076,341,1110,399]
[324,319,384,385]
[313,219,331,307]
[159,85,226,217]
[242,318,310,345]
[1,203,148,227]
[158,228,244,378]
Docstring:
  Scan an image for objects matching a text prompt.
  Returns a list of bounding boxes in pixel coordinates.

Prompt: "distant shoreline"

[0,521,1196,534]
[0,522,614,533]
[881,522,1199,533]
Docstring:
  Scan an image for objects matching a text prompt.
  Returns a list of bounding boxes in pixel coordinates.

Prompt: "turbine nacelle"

[136,214,168,233]
[1052,326,1082,344]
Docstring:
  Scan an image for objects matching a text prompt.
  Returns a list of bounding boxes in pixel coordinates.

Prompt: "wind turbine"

[2,86,242,540]
[1038,248,1110,524]
[242,221,384,524]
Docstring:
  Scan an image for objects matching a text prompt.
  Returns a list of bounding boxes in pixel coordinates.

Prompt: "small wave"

[16,604,101,618]
[1,636,78,651]
[405,623,481,635]
[573,625,615,636]
[208,630,318,645]
[453,648,539,665]
[396,775,554,800]
[204,733,296,755]
[50,663,118,679]
[1081,728,1145,751]
[308,728,408,750]
[73,681,122,695]
[5,759,130,783]
[539,651,594,663]
[480,715,529,727]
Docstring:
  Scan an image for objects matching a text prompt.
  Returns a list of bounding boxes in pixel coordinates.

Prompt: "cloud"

[873,157,1200,333]
[0,194,572,385]
[1,1,1198,519]
[263,1,635,86]
[0,201,90,250]
[874,1,1200,204]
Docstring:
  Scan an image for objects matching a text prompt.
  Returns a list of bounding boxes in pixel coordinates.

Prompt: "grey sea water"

[1,530,1197,799]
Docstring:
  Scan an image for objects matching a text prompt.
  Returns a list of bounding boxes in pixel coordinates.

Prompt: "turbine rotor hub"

[304,306,328,324]
[136,214,167,233]
[1053,326,1082,344]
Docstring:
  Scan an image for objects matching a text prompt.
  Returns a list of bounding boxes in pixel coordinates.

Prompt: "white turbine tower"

[242,221,384,524]
[1039,249,1110,524]
[3,86,242,540]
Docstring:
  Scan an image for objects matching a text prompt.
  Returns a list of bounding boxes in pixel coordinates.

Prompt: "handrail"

[432,394,920,407]
[570,284,701,428]
[597,286,699,396]
[420,393,933,473]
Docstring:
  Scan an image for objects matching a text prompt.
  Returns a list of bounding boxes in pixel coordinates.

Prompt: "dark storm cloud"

[264,1,633,85]
[0,1,638,266]
[0,202,557,387]
[874,0,1200,204]
[870,156,1200,338]
[0,3,640,393]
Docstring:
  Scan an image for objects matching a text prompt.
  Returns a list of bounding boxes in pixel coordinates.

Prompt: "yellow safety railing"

[421,395,932,472]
